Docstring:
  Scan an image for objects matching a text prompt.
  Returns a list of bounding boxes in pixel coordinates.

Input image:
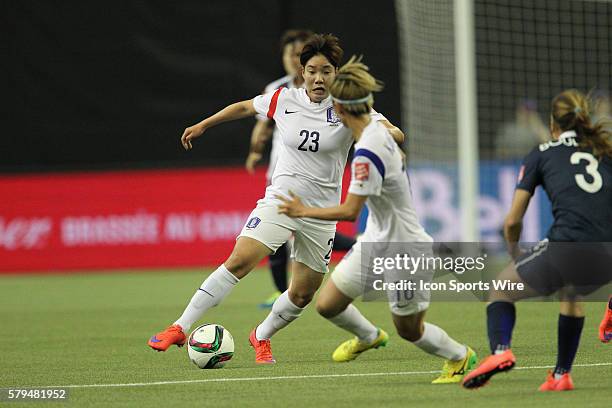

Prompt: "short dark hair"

[280,29,313,52]
[300,33,343,68]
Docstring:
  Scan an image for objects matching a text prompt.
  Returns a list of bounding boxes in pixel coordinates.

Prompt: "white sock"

[256,291,303,340]
[328,304,379,343]
[412,322,467,361]
[174,264,239,332]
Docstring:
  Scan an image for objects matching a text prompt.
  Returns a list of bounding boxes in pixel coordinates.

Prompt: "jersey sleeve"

[252,87,285,121]
[348,149,385,196]
[516,147,542,194]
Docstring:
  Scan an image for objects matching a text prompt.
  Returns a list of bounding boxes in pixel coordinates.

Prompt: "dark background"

[475,0,611,157]
[4,1,610,173]
[2,0,401,173]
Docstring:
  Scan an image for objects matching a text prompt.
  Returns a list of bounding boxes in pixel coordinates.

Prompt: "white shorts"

[331,239,431,316]
[238,202,336,273]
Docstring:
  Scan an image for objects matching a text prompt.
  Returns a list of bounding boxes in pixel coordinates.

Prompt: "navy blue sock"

[554,314,584,375]
[487,301,516,354]
[268,243,288,293]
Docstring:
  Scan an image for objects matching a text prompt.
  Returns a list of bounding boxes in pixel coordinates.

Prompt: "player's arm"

[503,189,532,259]
[505,147,541,258]
[277,191,368,222]
[245,119,275,174]
[379,120,405,145]
[181,100,257,150]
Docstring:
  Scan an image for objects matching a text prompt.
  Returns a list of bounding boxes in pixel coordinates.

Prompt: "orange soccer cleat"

[599,300,612,343]
[249,328,276,364]
[538,371,574,391]
[148,324,187,351]
[462,349,516,389]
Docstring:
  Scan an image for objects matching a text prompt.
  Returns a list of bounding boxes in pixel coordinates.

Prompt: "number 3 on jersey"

[298,130,319,152]
[570,152,603,193]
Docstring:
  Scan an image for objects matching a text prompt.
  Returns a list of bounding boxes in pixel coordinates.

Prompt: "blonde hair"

[329,55,384,116]
[551,89,612,158]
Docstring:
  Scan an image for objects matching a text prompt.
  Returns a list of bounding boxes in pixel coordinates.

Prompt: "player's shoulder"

[359,121,393,151]
[354,122,395,164]
[263,74,294,93]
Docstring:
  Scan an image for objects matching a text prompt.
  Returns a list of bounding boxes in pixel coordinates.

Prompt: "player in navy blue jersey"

[463,89,612,391]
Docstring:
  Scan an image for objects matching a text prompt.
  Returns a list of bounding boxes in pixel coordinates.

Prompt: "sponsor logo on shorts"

[245,217,261,229]
[355,163,370,181]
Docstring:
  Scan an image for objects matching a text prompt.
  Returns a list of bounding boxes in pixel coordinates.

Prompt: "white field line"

[39,362,612,389]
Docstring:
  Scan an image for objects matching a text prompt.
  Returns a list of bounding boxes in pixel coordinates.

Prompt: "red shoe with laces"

[148,324,186,351]
[462,349,516,389]
[249,328,276,364]
[599,298,612,343]
[539,371,574,391]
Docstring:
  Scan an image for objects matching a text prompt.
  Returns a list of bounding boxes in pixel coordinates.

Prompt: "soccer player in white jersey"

[278,57,477,383]
[245,29,313,309]
[147,34,404,364]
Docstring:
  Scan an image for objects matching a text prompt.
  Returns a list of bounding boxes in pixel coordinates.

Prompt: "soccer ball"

[187,324,234,369]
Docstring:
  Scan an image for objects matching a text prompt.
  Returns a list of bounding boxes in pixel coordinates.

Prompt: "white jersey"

[252,87,386,224]
[348,120,432,242]
[257,75,303,181]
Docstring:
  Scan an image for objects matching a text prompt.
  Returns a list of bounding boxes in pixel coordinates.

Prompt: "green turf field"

[1,268,610,407]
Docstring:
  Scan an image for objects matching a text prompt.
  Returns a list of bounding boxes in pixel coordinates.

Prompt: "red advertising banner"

[0,168,355,273]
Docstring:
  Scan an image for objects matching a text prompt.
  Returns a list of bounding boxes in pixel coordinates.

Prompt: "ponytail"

[551,89,612,158]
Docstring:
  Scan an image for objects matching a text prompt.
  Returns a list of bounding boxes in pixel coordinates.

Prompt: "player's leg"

[317,243,388,362]
[174,237,272,329]
[250,261,324,363]
[148,237,272,351]
[318,280,388,362]
[250,221,335,363]
[600,295,612,343]
[149,203,293,352]
[463,244,550,389]
[539,293,584,391]
[259,243,289,309]
[391,309,476,384]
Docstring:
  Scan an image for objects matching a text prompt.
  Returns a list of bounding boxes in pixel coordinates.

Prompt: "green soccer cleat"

[332,329,389,362]
[432,346,478,384]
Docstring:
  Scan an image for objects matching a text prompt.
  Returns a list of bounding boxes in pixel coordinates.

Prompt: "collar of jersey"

[301,89,332,106]
[559,130,577,139]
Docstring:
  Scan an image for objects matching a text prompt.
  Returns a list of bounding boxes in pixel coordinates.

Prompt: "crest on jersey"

[245,217,261,229]
[326,107,341,125]
[355,163,370,181]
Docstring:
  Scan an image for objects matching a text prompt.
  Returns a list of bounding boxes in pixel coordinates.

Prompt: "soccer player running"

[148,34,404,364]
[278,56,477,384]
[462,89,612,391]
[245,29,358,309]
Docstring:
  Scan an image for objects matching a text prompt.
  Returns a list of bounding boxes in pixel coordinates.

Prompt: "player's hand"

[245,152,262,174]
[181,123,205,150]
[276,191,307,218]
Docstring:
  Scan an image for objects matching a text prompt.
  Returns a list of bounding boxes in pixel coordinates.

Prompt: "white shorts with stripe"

[238,202,336,273]
[331,238,430,316]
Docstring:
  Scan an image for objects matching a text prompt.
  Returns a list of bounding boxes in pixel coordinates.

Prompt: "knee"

[316,300,342,319]
[396,322,424,342]
[224,253,252,279]
[288,290,314,308]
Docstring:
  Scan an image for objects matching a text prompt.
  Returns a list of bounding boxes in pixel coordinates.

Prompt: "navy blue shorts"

[515,241,612,296]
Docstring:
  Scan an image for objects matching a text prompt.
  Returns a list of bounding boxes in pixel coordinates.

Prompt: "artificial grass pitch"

[1,269,610,407]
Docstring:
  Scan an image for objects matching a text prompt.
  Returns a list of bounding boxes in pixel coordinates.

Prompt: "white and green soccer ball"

[187,324,234,369]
